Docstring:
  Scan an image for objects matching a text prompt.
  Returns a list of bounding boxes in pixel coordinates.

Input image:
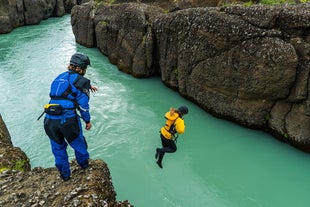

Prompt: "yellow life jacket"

[160,111,180,140]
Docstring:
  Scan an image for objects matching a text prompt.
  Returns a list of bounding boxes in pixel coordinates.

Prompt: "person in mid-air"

[155,106,188,168]
[43,52,97,181]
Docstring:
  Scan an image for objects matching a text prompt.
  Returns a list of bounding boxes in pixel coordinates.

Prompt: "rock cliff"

[0,114,132,206]
[0,0,80,34]
[72,1,310,152]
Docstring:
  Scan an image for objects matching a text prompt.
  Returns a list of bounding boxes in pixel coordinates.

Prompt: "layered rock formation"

[0,115,132,206]
[0,0,80,34]
[72,2,310,152]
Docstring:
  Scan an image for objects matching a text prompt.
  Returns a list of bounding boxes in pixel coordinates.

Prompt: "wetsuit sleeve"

[73,76,91,123]
[76,91,91,123]
[175,118,185,134]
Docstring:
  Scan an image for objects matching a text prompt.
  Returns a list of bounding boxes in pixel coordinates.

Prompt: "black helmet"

[70,52,90,69]
[178,105,188,115]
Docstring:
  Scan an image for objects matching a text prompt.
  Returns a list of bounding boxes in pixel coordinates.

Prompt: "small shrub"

[259,0,295,4]
[12,159,28,172]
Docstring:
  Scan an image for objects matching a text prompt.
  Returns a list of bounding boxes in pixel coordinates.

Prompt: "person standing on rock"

[155,106,188,168]
[43,52,97,181]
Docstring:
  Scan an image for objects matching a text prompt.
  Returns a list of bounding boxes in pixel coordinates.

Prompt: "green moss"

[259,0,295,4]
[263,113,271,125]
[0,167,9,173]
[12,159,28,172]
[173,68,179,79]
[284,133,289,139]
[243,0,255,6]
[95,0,115,6]
[142,34,146,43]
[221,0,310,6]
[100,21,108,26]
[0,160,28,172]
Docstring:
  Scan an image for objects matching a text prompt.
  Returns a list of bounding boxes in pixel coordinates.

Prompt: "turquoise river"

[0,15,310,207]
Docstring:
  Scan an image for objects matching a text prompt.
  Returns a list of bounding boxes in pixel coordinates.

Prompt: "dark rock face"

[0,0,69,34]
[71,1,96,48]
[0,115,132,206]
[154,7,299,125]
[72,2,310,152]
[92,3,163,77]
[0,114,31,172]
[0,0,24,33]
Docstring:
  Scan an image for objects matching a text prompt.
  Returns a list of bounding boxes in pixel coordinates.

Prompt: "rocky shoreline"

[0,114,132,206]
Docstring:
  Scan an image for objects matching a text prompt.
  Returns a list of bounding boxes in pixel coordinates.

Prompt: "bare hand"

[90,85,98,92]
[85,122,92,130]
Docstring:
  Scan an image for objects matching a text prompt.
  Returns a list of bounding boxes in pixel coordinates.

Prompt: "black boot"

[155,148,160,159]
[60,172,70,181]
[156,160,163,168]
[156,150,164,169]
[80,159,89,169]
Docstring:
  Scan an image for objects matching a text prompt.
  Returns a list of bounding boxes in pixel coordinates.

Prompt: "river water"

[1,15,310,207]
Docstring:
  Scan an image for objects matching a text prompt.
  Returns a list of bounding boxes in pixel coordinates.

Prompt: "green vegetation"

[95,0,115,5]
[142,34,146,43]
[0,159,29,172]
[259,0,295,4]
[173,68,179,79]
[12,159,28,172]
[263,113,271,125]
[223,0,310,6]
[0,167,9,173]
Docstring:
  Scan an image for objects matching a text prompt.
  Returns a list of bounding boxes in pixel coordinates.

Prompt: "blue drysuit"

[44,71,91,179]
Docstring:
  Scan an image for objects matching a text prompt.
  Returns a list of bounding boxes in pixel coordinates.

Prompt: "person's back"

[43,52,97,181]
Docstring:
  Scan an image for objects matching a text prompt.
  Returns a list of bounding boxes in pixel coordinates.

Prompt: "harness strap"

[165,117,179,140]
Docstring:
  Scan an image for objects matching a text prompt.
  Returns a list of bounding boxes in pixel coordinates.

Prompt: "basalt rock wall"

[72,2,310,152]
[0,0,82,34]
[0,114,132,206]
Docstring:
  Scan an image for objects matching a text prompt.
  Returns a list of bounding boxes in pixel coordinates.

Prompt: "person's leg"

[50,139,70,180]
[44,118,70,180]
[156,134,177,168]
[66,117,89,169]
[69,135,89,169]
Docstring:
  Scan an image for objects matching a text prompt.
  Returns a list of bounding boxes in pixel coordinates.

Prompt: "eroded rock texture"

[72,2,310,152]
[0,115,132,206]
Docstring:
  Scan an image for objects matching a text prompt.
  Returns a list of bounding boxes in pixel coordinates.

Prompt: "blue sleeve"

[76,90,91,123]
[71,74,92,123]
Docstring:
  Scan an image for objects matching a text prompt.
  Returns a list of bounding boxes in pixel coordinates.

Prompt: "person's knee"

[172,144,177,153]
